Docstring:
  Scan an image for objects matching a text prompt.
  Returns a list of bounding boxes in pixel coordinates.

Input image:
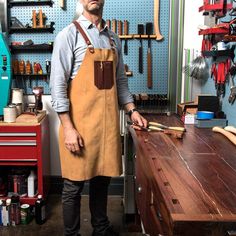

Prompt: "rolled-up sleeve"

[50,29,74,113]
[114,35,134,106]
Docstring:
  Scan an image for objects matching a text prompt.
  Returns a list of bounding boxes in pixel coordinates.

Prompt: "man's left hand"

[130,111,148,130]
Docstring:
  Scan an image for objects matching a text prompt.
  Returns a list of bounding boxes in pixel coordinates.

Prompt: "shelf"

[13,74,49,78]
[9,22,55,34]
[0,195,38,205]
[9,0,53,7]
[119,34,160,40]
[199,3,232,12]
[10,44,53,53]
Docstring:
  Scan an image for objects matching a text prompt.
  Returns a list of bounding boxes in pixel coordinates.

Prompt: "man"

[50,0,147,235]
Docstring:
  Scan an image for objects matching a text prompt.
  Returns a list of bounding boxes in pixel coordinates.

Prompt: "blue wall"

[9,0,170,95]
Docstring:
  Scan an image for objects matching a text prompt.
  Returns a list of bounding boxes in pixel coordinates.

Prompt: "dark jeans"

[62,176,111,236]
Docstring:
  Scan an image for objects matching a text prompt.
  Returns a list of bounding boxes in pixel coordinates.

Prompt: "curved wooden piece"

[212,126,236,146]
[224,126,236,135]
[154,0,164,41]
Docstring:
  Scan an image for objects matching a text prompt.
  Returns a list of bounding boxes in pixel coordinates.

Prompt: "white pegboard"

[9,0,170,94]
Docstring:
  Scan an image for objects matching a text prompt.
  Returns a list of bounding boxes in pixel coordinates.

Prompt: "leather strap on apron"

[73,20,116,52]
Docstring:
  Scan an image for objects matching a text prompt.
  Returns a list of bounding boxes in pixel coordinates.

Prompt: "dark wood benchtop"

[130,114,236,222]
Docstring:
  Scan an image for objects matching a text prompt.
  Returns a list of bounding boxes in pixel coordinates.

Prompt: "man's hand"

[130,111,148,130]
[58,112,84,154]
[63,127,84,154]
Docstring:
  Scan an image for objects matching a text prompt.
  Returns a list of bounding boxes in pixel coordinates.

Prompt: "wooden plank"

[15,111,46,123]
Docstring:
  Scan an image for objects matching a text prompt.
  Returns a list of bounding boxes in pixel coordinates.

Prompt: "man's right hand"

[58,112,84,154]
[63,127,84,154]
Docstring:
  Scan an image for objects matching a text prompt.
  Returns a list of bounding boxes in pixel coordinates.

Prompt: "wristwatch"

[127,108,138,117]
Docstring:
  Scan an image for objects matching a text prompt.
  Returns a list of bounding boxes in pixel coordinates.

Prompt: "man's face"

[80,0,104,14]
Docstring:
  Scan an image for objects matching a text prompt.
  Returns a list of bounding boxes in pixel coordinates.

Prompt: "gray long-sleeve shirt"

[50,15,133,113]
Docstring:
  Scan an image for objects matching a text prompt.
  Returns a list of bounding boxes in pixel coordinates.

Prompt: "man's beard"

[85,3,103,15]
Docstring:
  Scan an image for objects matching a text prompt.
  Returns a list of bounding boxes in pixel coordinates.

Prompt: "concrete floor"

[0,195,143,236]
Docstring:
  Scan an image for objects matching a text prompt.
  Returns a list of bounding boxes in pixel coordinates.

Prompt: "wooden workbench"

[130,114,236,236]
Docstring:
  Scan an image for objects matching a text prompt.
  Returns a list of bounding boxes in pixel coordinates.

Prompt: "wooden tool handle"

[139,46,143,74]
[118,20,122,35]
[147,51,152,89]
[112,19,117,33]
[124,20,128,35]
[149,121,186,132]
[224,126,236,135]
[32,10,37,28]
[154,0,164,40]
[212,126,236,146]
[148,126,163,131]
[38,9,43,28]
[168,127,186,132]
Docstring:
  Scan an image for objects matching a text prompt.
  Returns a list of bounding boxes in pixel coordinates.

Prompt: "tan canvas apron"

[58,21,122,181]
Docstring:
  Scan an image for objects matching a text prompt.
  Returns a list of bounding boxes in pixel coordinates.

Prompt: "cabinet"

[130,114,236,236]
[0,115,50,205]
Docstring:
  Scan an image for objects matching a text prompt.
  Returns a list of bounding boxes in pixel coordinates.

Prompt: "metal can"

[20,204,30,224]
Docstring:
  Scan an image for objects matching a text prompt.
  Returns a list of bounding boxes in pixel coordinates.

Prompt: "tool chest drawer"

[0,125,40,161]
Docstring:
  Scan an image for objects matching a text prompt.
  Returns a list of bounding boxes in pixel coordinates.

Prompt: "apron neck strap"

[73,21,116,53]
[73,21,95,53]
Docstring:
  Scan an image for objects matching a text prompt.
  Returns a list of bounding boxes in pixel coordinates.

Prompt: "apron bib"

[58,21,122,181]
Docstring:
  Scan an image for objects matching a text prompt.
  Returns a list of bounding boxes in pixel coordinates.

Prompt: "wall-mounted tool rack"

[119,35,160,39]
[199,3,232,12]
[10,44,53,53]
[8,0,53,7]
[9,22,55,34]
[13,74,49,78]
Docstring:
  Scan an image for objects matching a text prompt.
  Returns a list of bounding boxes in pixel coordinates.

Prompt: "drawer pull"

[138,186,142,193]
[0,132,37,137]
[0,159,37,162]
[0,140,37,146]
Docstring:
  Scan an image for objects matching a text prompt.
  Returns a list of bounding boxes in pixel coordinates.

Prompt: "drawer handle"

[0,159,37,162]
[0,132,37,137]
[0,140,37,146]
[137,186,142,193]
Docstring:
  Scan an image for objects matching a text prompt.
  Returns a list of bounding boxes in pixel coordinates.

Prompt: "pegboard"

[9,0,170,95]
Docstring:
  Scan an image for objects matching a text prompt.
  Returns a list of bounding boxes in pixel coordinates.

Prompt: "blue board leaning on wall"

[9,0,170,95]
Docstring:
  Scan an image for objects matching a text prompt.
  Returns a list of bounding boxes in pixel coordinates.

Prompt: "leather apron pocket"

[94,61,114,89]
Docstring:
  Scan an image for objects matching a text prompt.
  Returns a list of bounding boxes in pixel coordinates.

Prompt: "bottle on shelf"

[35,195,46,225]
[2,199,10,226]
[27,170,37,197]
[6,199,11,226]
[10,195,21,226]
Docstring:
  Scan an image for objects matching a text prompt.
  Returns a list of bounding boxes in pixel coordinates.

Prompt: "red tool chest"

[0,116,50,205]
